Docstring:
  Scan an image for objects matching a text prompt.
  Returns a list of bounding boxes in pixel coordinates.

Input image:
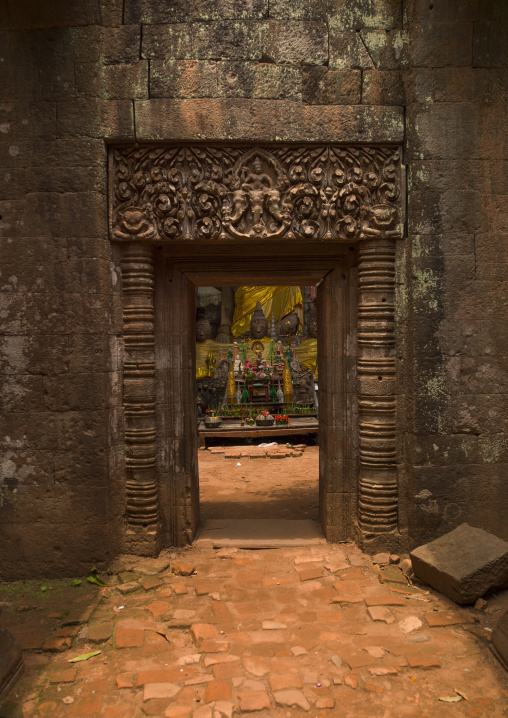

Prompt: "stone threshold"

[194,519,326,548]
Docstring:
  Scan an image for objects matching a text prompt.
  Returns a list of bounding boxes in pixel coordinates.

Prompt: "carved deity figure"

[196,308,211,342]
[250,301,268,340]
[228,157,286,235]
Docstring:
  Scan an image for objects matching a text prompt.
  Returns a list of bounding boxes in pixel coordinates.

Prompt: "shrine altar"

[198,417,319,448]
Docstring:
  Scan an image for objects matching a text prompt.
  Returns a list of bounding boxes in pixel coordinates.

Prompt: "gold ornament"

[283,359,293,404]
[227,365,237,405]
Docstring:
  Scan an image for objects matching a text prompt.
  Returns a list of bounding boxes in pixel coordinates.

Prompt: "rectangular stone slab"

[410,523,508,605]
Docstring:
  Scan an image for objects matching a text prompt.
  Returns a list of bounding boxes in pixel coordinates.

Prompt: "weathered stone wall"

[0,1,132,578]
[401,0,508,545]
[0,0,506,577]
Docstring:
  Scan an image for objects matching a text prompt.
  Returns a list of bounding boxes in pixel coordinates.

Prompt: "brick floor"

[1,542,508,717]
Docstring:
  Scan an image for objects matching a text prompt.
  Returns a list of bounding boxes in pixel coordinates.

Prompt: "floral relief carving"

[110,145,402,242]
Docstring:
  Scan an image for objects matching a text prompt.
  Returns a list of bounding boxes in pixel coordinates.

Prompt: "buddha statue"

[233,341,242,376]
[196,307,211,342]
[250,301,268,339]
[277,309,299,336]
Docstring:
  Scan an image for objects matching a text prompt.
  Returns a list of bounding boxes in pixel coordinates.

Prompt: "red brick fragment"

[269,674,303,691]
[143,683,180,700]
[333,580,363,595]
[238,691,271,711]
[116,673,135,689]
[203,681,231,702]
[139,575,162,591]
[191,623,220,643]
[42,637,71,652]
[173,584,188,595]
[346,654,376,669]
[115,626,144,649]
[365,595,406,607]
[146,601,170,618]
[138,668,196,685]
[88,621,113,643]
[344,673,358,689]
[406,654,441,669]
[299,567,323,581]
[49,668,77,683]
[201,639,228,653]
[224,450,243,459]
[424,610,473,627]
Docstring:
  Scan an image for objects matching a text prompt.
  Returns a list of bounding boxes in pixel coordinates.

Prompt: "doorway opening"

[151,243,354,550]
[195,284,320,527]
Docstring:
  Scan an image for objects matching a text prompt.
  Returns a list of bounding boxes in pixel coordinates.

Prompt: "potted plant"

[255,409,274,427]
[204,408,222,428]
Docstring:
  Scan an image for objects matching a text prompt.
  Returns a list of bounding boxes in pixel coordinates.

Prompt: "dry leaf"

[68,650,101,663]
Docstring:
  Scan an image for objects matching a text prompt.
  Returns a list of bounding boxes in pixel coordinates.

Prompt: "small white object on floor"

[258,442,278,447]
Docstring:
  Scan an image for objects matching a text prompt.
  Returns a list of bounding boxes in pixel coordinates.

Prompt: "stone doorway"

[109,144,403,557]
[154,248,351,552]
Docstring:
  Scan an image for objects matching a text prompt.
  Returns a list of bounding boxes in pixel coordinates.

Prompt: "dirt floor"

[1,447,508,717]
[199,443,319,521]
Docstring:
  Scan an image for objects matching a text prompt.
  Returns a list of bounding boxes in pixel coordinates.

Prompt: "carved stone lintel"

[121,242,159,554]
[357,239,398,539]
[110,145,402,243]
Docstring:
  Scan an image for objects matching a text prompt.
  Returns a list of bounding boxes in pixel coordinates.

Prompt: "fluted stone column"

[121,242,160,555]
[357,238,398,547]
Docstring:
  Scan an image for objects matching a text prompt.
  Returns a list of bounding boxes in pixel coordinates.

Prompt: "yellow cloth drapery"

[231,286,303,337]
[296,338,317,371]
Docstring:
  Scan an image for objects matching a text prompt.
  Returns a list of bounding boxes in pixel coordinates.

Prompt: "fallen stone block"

[372,552,390,565]
[410,523,508,605]
[135,557,170,575]
[492,609,508,670]
[172,560,196,576]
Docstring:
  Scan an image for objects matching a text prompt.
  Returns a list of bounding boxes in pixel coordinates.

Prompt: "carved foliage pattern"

[111,145,402,243]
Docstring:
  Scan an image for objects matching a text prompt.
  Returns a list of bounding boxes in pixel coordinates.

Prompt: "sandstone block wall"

[0,0,506,578]
[401,0,508,544]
